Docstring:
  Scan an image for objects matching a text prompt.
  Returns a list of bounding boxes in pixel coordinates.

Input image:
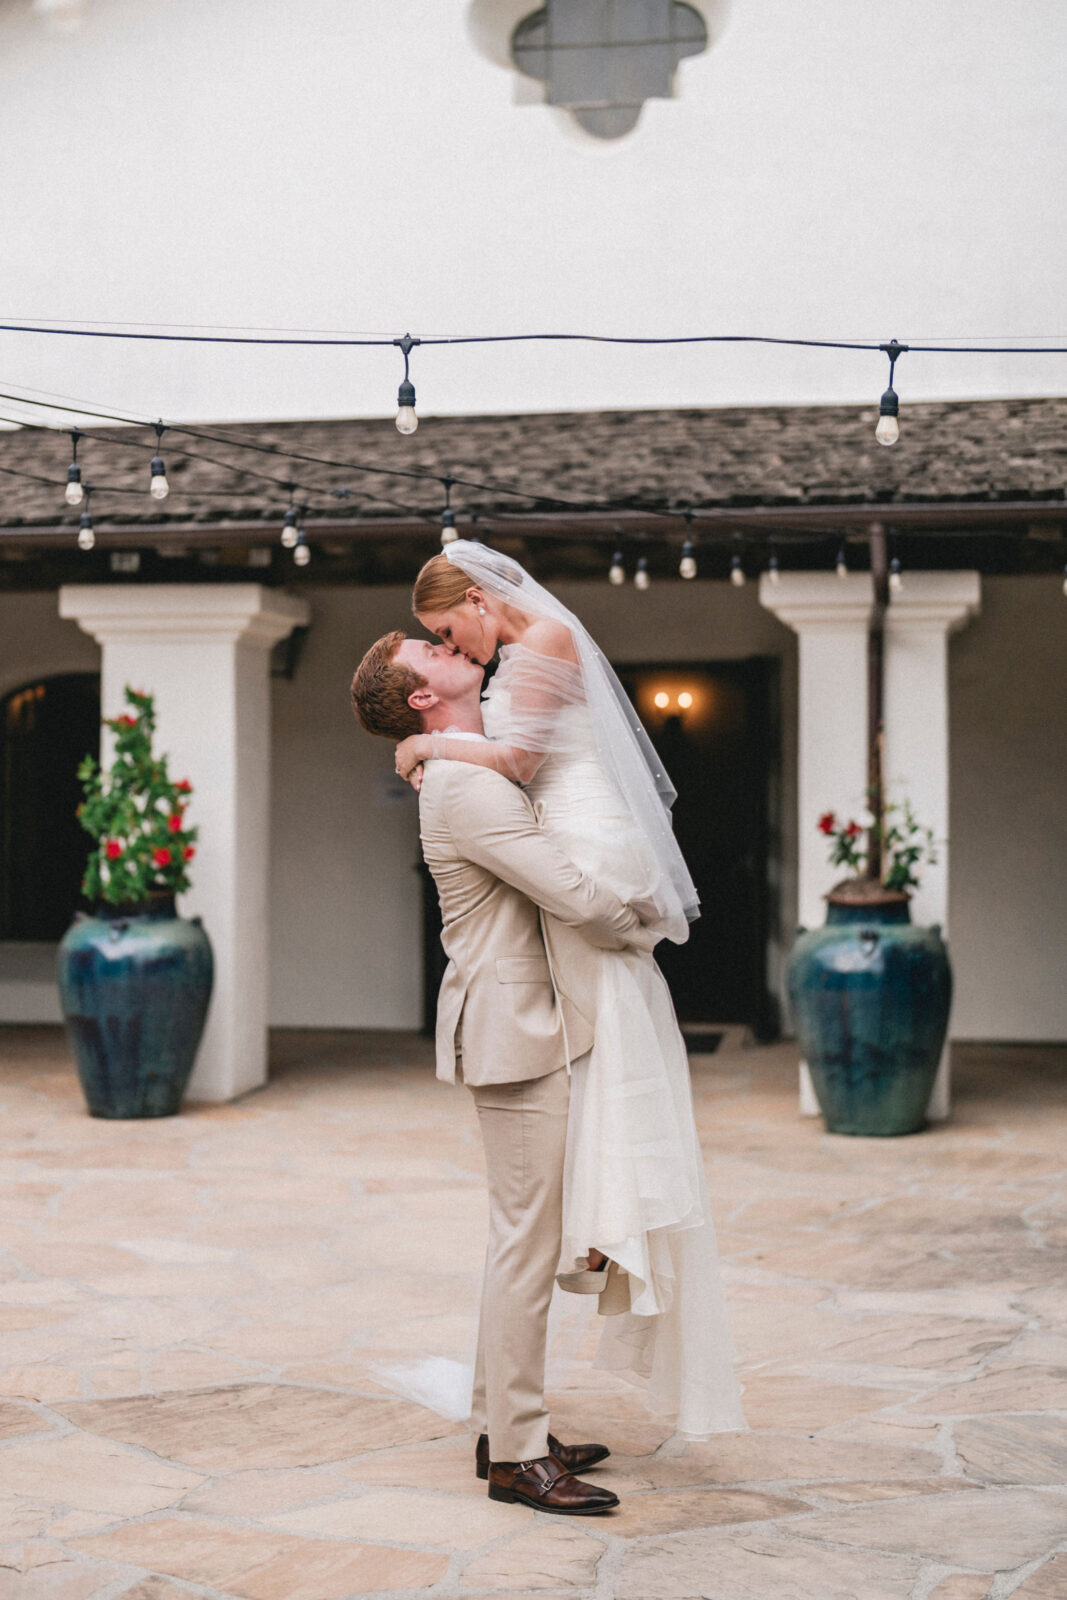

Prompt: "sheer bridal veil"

[443,540,699,943]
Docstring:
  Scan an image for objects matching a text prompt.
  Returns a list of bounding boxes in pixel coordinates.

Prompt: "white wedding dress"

[482,644,747,1438]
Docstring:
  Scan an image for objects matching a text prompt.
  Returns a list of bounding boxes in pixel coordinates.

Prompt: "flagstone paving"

[1,1026,1066,1600]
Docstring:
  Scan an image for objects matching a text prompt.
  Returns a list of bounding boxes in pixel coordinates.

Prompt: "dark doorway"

[615,659,778,1035]
[0,673,101,941]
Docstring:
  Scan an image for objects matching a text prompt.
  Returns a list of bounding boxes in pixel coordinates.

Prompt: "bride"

[394,540,746,1438]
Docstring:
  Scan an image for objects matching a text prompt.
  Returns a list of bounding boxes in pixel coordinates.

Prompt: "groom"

[352,630,653,1515]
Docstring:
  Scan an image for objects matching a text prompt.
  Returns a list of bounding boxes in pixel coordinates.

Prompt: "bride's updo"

[412,553,474,616]
[413,547,526,618]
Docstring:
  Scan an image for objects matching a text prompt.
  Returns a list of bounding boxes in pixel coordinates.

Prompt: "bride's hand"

[395,733,432,781]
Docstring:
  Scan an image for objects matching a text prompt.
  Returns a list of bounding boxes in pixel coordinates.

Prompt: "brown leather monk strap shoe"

[475,1431,610,1481]
[487,1454,619,1514]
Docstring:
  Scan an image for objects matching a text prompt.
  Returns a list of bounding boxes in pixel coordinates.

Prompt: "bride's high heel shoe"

[556,1255,610,1294]
[556,1256,630,1315]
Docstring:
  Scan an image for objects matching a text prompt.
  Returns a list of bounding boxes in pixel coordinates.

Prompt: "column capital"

[758,571,873,634]
[58,583,310,649]
[883,571,981,635]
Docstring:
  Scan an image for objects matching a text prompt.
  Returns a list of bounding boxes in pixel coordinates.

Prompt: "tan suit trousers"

[468,1063,572,1463]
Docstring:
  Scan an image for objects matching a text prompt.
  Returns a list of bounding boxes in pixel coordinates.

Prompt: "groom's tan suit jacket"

[418,759,654,1087]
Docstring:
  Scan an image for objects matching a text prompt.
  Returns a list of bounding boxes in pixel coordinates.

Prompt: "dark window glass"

[0,674,101,941]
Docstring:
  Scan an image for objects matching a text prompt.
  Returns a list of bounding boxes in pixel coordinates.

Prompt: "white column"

[759,570,980,1121]
[58,584,310,1103]
[760,574,872,1114]
[883,573,981,1118]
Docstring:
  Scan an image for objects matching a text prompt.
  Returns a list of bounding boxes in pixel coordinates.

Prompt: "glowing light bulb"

[148,456,169,500]
[281,510,299,549]
[768,553,781,584]
[679,539,697,580]
[440,508,458,545]
[608,551,625,586]
[293,540,311,567]
[77,513,94,551]
[65,466,83,506]
[654,691,670,709]
[634,558,650,591]
[730,555,746,587]
[677,691,693,709]
[836,546,848,579]
[889,556,903,592]
[396,377,418,435]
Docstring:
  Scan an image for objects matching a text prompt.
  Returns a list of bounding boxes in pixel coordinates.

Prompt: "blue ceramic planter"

[56,893,214,1119]
[787,890,952,1136]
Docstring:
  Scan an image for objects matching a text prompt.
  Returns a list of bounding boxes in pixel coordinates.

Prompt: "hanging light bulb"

[609,550,625,586]
[393,332,420,435]
[148,422,169,499]
[293,535,311,567]
[889,554,903,592]
[730,554,746,587]
[836,544,849,579]
[77,511,94,551]
[64,430,83,505]
[281,486,301,548]
[634,557,651,591]
[440,508,458,544]
[679,540,697,580]
[875,338,907,446]
[768,551,781,585]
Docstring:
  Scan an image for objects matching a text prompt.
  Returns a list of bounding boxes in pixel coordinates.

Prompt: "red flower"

[817,811,836,834]
[153,846,172,867]
[183,846,195,861]
[167,812,184,833]
[105,839,123,860]
[115,714,137,729]
[844,820,862,838]
[175,779,192,793]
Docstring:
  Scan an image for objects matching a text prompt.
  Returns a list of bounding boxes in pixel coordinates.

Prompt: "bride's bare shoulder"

[519,618,580,665]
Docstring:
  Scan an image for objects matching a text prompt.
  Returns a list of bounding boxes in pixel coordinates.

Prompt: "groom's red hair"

[350,630,426,740]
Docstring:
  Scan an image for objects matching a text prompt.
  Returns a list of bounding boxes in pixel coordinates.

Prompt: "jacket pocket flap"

[496,956,552,985]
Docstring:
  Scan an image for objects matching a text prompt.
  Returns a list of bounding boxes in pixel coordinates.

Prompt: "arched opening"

[0,673,101,941]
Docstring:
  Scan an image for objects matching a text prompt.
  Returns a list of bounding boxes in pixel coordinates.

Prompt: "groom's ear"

[407,684,438,713]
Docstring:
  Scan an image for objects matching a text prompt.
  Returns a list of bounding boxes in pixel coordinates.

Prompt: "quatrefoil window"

[511,0,708,139]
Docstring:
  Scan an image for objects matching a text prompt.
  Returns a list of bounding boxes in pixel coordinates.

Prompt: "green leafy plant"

[76,687,198,906]
[818,796,938,894]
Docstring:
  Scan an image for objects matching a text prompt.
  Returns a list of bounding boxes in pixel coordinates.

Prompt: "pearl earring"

[478,606,486,615]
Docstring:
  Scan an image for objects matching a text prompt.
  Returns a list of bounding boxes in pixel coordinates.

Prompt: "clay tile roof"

[0,397,1065,532]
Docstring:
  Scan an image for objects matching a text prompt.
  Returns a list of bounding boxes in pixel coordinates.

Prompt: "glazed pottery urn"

[787,880,952,1136]
[57,891,213,1118]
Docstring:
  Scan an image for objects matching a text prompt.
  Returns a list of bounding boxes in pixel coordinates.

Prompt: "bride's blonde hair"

[412,553,475,616]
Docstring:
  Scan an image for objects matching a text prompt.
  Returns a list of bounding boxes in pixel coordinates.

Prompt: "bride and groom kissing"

[350,542,746,1516]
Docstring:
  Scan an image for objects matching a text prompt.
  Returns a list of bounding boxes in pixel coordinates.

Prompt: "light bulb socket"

[149,455,166,477]
[879,386,899,418]
[79,512,93,531]
[397,378,416,409]
[66,463,81,485]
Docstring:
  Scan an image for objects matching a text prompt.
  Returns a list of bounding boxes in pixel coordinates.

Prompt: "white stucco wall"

[949,577,1067,1041]
[0,0,1063,424]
